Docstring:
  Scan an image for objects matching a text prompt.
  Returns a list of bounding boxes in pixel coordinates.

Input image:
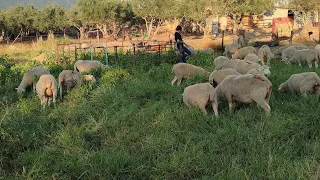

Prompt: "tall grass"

[1,51,320,179]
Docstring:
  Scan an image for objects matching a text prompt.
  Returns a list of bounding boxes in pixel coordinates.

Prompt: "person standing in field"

[175,25,192,63]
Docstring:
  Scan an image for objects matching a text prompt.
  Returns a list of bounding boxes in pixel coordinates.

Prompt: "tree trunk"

[79,27,86,40]
[197,22,210,40]
[63,28,66,38]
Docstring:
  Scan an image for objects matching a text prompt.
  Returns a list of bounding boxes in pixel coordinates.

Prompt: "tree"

[77,0,119,39]
[34,3,67,39]
[22,5,39,36]
[3,6,25,39]
[182,0,222,39]
[67,6,88,39]
[131,0,182,38]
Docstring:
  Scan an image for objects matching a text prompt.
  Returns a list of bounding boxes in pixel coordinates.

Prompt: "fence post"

[133,45,136,68]
[93,47,96,60]
[90,47,93,60]
[114,46,118,64]
[68,45,71,65]
[56,45,60,64]
[104,46,109,66]
[75,45,78,62]
[158,45,161,57]
[290,30,293,45]
[221,30,225,55]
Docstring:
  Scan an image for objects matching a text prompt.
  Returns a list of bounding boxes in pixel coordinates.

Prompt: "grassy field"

[1,45,320,179]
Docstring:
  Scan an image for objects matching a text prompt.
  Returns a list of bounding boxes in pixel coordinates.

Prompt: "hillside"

[0,0,76,9]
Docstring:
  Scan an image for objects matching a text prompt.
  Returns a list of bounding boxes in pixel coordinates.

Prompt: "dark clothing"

[175,32,182,43]
[175,31,191,63]
[181,46,192,63]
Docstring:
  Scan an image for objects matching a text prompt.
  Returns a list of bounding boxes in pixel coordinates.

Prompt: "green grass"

[1,51,320,179]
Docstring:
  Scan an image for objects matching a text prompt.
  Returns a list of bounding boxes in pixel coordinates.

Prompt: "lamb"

[223,42,242,58]
[287,49,319,68]
[281,46,297,62]
[171,63,210,86]
[232,46,256,59]
[216,74,272,115]
[58,70,82,99]
[74,60,107,73]
[237,35,246,47]
[278,72,320,96]
[16,66,50,94]
[315,44,320,59]
[214,56,241,70]
[59,70,97,99]
[258,45,274,65]
[244,53,261,63]
[200,48,214,56]
[273,45,290,59]
[83,75,97,84]
[36,74,58,109]
[234,60,271,76]
[209,68,240,87]
[183,83,218,117]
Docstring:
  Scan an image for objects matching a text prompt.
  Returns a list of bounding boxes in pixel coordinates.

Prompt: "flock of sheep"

[13,39,320,114]
[173,38,320,117]
[15,60,107,108]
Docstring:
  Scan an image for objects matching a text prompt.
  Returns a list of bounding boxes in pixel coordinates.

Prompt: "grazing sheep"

[278,72,320,96]
[58,70,82,99]
[171,63,210,86]
[258,45,274,65]
[216,74,272,115]
[232,46,256,59]
[234,60,271,76]
[74,60,107,73]
[315,44,320,59]
[295,44,309,50]
[273,45,290,59]
[281,46,297,62]
[237,35,246,47]
[183,83,218,117]
[214,56,241,70]
[224,42,242,58]
[209,68,240,87]
[244,53,261,63]
[83,75,97,84]
[200,48,214,56]
[287,49,319,68]
[16,66,50,94]
[36,74,58,109]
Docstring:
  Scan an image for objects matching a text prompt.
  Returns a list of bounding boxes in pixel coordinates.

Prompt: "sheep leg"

[33,82,36,93]
[52,88,57,108]
[308,62,312,68]
[199,104,208,115]
[171,76,177,86]
[177,78,183,86]
[315,59,319,68]
[211,102,218,117]
[252,96,271,116]
[60,85,63,99]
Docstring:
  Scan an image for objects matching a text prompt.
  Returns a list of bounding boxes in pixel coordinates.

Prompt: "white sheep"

[200,48,214,56]
[315,44,320,59]
[74,60,107,73]
[234,60,271,76]
[237,35,246,47]
[258,45,274,65]
[244,53,261,63]
[278,72,320,96]
[183,83,218,117]
[58,70,82,99]
[16,66,50,94]
[209,68,240,87]
[281,46,297,62]
[232,46,256,59]
[295,44,308,50]
[83,75,97,84]
[216,74,273,115]
[223,42,242,58]
[214,56,241,70]
[273,45,290,59]
[287,49,319,68]
[171,63,210,86]
[36,74,58,109]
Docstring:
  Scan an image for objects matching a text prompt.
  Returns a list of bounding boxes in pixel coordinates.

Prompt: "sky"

[0,0,77,9]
